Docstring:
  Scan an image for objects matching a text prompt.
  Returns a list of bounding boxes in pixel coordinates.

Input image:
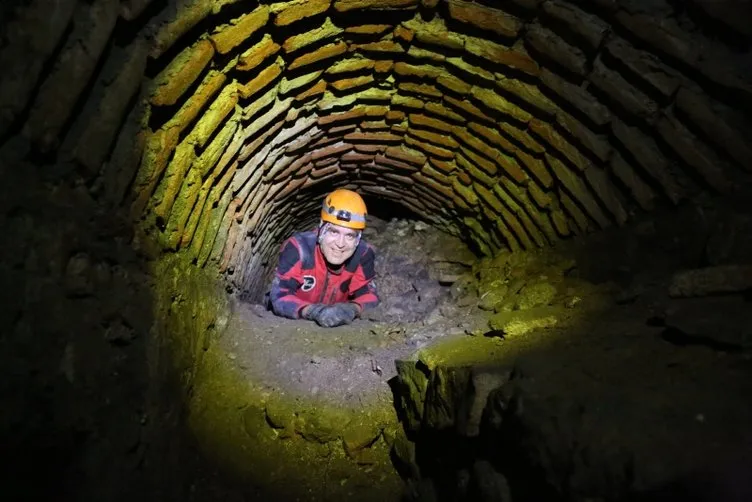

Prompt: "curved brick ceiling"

[3,0,751,296]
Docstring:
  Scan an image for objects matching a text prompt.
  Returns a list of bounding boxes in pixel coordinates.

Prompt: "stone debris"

[669,265,752,298]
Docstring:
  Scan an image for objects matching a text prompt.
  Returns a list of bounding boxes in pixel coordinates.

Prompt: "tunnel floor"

[188,211,752,501]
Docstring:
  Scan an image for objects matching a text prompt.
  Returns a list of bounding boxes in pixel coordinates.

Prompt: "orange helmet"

[320,189,367,230]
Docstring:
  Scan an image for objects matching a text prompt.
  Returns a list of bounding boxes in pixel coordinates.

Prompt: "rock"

[479,281,509,311]
[342,422,382,457]
[394,360,431,433]
[392,427,419,479]
[423,366,473,430]
[668,265,752,297]
[516,282,557,310]
[104,320,136,346]
[488,308,559,336]
[468,460,512,502]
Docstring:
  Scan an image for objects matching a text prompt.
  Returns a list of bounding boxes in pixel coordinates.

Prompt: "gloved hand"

[317,303,360,327]
[303,303,360,327]
[301,303,328,322]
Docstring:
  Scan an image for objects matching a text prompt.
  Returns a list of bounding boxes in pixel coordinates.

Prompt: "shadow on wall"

[0,141,231,500]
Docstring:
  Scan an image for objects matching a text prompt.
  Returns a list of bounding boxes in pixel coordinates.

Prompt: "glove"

[301,303,328,321]
[310,303,360,328]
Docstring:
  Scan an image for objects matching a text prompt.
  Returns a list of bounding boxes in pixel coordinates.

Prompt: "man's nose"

[334,234,347,247]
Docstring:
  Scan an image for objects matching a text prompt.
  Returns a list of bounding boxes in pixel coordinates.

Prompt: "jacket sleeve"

[348,244,379,311]
[269,238,312,319]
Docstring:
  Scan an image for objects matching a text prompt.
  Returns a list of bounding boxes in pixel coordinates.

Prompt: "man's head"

[318,189,367,266]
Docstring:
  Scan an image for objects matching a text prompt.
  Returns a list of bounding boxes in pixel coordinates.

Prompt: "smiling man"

[268,189,379,327]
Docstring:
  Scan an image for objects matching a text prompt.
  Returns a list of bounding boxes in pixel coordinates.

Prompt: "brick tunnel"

[2,0,752,501]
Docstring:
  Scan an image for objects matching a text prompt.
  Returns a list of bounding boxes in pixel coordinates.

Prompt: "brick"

[73,37,149,173]
[547,154,611,229]
[550,209,571,236]
[407,45,446,63]
[436,75,472,95]
[394,62,442,80]
[283,71,324,97]
[464,38,540,76]
[459,146,498,181]
[443,95,493,122]
[375,154,418,172]
[456,169,473,186]
[151,39,214,106]
[284,18,343,53]
[496,76,558,117]
[386,110,406,122]
[130,127,181,217]
[429,158,455,174]
[529,119,590,170]
[611,118,684,204]
[385,145,427,165]
[559,189,589,235]
[675,87,752,170]
[604,36,680,98]
[151,0,213,58]
[351,40,405,54]
[311,141,353,160]
[455,151,494,187]
[447,0,523,38]
[541,0,609,50]
[471,86,532,123]
[210,7,270,54]
[354,144,386,153]
[344,131,403,143]
[446,57,495,84]
[398,82,443,99]
[501,122,544,154]
[516,149,553,187]
[374,60,394,73]
[153,141,196,221]
[556,110,611,162]
[525,23,587,76]
[467,122,516,156]
[409,113,453,133]
[334,0,419,11]
[392,94,426,111]
[296,79,328,101]
[326,58,376,74]
[237,35,281,71]
[275,0,330,26]
[0,0,76,137]
[331,75,375,92]
[188,84,239,148]
[589,57,658,119]
[344,24,393,35]
[495,181,549,246]
[609,151,655,211]
[238,63,283,99]
[655,112,731,192]
[289,41,348,70]
[409,128,459,149]
[539,68,611,126]
[405,135,455,160]
[414,30,465,51]
[394,25,415,43]
[528,180,553,209]
[424,102,466,123]
[584,165,628,225]
[26,0,120,149]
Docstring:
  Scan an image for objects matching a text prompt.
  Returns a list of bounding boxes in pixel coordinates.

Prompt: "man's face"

[319,223,359,266]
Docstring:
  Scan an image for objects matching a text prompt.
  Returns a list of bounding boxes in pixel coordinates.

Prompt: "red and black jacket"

[269,229,379,319]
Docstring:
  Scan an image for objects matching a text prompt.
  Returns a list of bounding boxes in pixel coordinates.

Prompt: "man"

[268,188,379,327]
